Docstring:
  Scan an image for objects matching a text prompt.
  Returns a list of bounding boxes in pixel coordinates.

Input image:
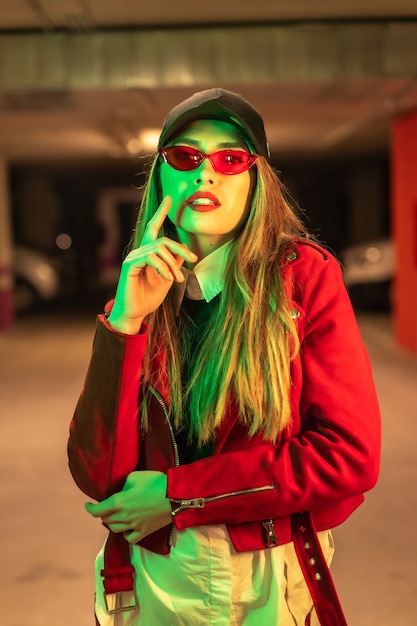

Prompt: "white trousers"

[94,525,334,626]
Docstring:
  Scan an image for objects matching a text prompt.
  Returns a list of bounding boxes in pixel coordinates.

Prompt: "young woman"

[68,88,381,626]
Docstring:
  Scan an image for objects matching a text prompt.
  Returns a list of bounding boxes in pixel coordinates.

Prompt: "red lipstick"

[186,192,220,212]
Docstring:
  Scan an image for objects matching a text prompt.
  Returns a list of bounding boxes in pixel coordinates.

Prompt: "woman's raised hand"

[108,196,197,334]
[84,471,172,543]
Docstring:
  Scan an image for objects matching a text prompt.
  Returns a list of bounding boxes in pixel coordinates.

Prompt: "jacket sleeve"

[166,250,381,529]
[67,316,149,501]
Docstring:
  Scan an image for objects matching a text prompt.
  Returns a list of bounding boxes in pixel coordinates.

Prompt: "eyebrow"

[174,137,245,149]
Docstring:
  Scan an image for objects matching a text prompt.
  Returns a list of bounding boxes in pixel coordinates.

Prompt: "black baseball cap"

[158,88,270,160]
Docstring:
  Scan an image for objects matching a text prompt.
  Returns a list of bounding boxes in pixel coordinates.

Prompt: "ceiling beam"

[0,21,416,92]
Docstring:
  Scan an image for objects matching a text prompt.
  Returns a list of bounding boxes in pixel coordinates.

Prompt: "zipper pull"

[188,498,205,509]
[171,498,206,517]
[262,519,278,547]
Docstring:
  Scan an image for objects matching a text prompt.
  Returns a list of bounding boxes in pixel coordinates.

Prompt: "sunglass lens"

[212,151,255,174]
[165,147,202,171]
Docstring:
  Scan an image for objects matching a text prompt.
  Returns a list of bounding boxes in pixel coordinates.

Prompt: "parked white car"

[13,246,61,312]
[340,239,395,309]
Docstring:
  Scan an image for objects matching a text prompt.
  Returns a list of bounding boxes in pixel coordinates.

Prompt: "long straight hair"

[132,153,308,444]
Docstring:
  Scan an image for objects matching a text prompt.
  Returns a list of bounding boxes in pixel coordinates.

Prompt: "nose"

[194,156,216,185]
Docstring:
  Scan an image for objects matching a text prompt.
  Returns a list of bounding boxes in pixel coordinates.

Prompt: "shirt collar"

[174,240,232,303]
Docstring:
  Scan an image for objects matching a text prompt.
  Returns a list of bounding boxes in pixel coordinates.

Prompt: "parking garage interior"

[0,3,417,625]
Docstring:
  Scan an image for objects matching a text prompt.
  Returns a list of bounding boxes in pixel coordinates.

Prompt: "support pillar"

[0,157,13,331]
[391,111,417,353]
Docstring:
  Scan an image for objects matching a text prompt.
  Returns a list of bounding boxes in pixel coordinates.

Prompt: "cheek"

[168,184,188,224]
[160,166,187,199]
[160,168,191,226]
[161,181,188,226]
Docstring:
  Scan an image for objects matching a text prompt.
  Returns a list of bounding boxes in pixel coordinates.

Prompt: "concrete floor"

[0,307,416,626]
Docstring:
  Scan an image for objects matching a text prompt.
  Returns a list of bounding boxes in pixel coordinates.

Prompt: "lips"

[185,192,221,212]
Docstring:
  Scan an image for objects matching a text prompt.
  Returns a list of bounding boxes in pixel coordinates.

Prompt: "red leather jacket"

[68,240,380,555]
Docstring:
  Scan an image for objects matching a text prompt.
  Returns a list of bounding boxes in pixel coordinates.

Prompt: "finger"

[172,242,198,265]
[141,196,172,246]
[147,248,186,282]
[124,530,141,544]
[85,499,116,518]
[127,240,197,266]
[106,522,131,534]
[137,253,174,283]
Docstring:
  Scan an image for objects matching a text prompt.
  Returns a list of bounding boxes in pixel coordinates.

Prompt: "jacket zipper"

[149,385,180,467]
[149,385,180,546]
[171,484,276,516]
[149,385,278,547]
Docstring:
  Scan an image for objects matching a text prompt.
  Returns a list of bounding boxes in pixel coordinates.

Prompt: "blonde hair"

[132,154,308,444]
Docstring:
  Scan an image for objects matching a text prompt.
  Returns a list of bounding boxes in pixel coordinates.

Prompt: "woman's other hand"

[85,471,172,543]
[108,196,198,334]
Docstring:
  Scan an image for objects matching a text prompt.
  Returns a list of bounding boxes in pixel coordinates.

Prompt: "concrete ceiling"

[1,1,417,163]
[2,1,417,29]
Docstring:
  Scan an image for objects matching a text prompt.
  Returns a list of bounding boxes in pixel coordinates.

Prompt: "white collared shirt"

[174,240,233,303]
